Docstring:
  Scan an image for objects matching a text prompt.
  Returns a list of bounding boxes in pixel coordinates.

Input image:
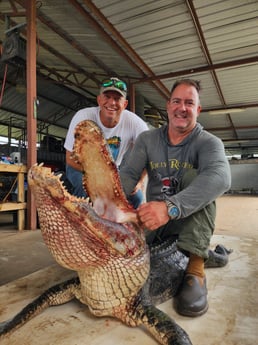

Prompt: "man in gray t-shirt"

[120,79,231,317]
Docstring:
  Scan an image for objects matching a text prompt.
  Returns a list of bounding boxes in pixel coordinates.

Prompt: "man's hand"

[137,201,169,230]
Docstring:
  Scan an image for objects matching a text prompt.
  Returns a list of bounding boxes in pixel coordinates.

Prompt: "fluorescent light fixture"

[208,108,246,115]
[225,139,251,144]
[145,114,161,119]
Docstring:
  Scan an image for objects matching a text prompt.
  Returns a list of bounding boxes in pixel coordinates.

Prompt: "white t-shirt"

[64,106,148,167]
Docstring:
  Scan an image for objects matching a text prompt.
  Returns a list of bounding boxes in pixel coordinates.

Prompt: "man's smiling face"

[166,83,201,134]
[97,90,128,127]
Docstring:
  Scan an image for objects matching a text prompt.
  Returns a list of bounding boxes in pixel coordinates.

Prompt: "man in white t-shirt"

[64,77,148,207]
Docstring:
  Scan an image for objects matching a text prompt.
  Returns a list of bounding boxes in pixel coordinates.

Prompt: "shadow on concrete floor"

[0,228,56,286]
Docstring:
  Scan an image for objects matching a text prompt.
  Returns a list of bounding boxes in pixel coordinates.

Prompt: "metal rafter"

[186,0,240,140]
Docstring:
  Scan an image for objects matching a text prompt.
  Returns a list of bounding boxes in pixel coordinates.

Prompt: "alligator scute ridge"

[0,120,232,345]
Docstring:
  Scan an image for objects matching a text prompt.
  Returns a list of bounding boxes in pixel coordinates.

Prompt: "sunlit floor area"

[0,195,258,345]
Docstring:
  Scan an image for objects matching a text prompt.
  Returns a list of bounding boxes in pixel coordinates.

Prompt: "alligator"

[0,120,231,345]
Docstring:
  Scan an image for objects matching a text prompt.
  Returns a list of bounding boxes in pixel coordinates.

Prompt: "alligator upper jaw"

[72,120,139,224]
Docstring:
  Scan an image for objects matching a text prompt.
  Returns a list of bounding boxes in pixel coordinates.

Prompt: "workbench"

[0,164,27,230]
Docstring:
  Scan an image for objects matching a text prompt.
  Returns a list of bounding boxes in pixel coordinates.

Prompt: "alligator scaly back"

[0,120,193,344]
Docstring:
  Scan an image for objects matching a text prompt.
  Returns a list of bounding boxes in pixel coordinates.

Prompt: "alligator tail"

[0,277,80,339]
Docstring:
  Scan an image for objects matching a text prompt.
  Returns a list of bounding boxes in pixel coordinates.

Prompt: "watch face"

[168,206,179,218]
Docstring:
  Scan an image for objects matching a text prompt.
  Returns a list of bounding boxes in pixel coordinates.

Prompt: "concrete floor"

[0,195,258,344]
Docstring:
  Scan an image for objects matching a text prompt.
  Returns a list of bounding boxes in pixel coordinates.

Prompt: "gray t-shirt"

[120,123,231,218]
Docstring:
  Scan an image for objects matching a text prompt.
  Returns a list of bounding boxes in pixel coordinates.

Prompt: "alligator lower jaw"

[92,196,139,224]
[28,164,146,266]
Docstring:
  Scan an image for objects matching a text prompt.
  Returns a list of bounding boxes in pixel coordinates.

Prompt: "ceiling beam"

[74,0,170,98]
[202,103,258,112]
[223,138,258,142]
[186,0,238,141]
[134,56,258,83]
[207,124,258,132]
[5,0,170,101]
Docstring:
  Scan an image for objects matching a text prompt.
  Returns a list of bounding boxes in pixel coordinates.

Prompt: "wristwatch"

[165,200,179,219]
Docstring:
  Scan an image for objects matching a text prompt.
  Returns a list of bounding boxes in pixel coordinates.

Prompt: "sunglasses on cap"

[101,78,127,92]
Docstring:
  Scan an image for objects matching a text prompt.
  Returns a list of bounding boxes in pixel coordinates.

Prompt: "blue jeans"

[128,189,144,209]
[66,165,87,198]
[66,165,143,209]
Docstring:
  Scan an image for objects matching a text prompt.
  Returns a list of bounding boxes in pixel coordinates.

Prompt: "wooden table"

[0,164,27,230]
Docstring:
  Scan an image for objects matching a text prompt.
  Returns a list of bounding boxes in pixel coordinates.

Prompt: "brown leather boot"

[174,254,208,317]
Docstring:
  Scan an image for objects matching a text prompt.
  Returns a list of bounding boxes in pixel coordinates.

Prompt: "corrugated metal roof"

[0,0,257,157]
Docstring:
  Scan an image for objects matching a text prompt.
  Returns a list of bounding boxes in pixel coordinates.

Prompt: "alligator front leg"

[130,301,192,345]
[0,277,80,339]
[205,244,233,268]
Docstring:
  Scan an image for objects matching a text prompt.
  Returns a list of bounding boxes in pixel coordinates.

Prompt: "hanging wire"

[0,64,8,107]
